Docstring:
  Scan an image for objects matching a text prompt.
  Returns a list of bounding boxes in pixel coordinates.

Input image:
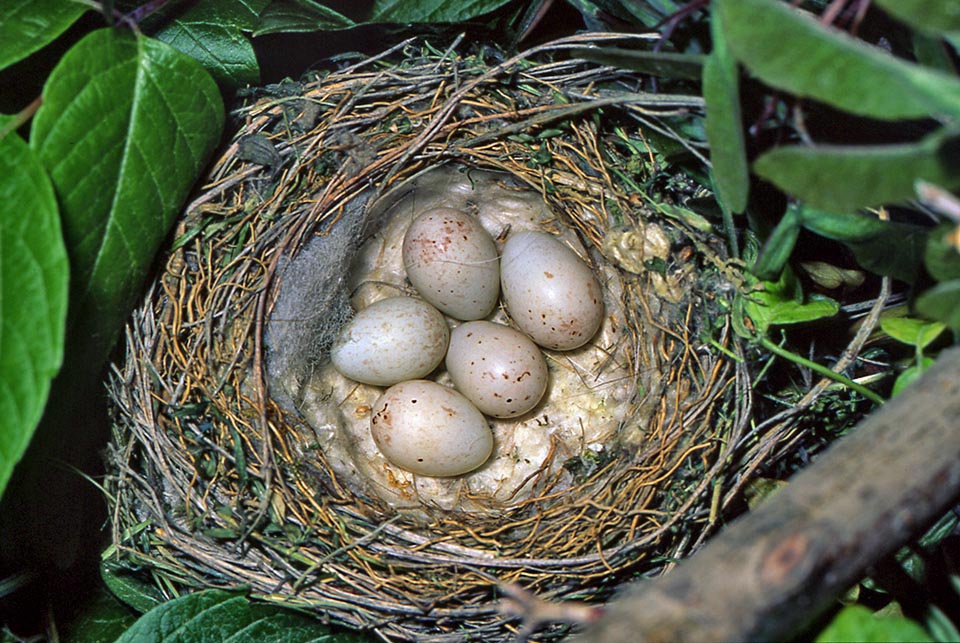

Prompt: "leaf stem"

[759,334,886,405]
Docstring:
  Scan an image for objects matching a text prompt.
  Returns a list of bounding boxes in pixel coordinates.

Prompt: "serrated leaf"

[31,28,224,370]
[754,130,960,213]
[113,589,372,643]
[152,0,270,88]
[703,8,749,215]
[880,317,946,349]
[0,123,69,500]
[716,0,960,120]
[795,207,928,284]
[873,0,960,37]
[369,0,514,23]
[0,0,88,72]
[255,0,356,34]
[816,604,933,642]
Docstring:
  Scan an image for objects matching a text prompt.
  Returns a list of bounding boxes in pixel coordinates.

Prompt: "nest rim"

[105,32,754,642]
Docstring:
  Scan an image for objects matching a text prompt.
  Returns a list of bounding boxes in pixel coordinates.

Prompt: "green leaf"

[0,123,69,500]
[816,604,933,642]
[572,48,704,80]
[368,0,514,22]
[742,268,839,335]
[113,589,371,643]
[703,8,749,215]
[924,224,960,282]
[0,0,88,72]
[152,0,271,88]
[716,0,960,120]
[61,585,137,643]
[255,0,357,34]
[916,279,960,331]
[797,207,928,284]
[752,205,801,280]
[31,28,224,370]
[873,0,960,36]
[912,32,956,74]
[753,130,960,213]
[101,558,165,615]
[892,356,935,396]
[880,317,946,349]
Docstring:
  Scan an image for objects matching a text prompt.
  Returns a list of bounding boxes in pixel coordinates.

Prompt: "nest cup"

[106,34,750,641]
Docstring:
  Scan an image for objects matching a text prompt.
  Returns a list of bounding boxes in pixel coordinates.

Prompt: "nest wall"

[106,34,752,641]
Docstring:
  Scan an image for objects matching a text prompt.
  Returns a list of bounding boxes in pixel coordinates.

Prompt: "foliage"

[816,605,933,643]
[708,0,960,337]
[2,0,959,640]
[0,118,68,502]
[114,590,369,643]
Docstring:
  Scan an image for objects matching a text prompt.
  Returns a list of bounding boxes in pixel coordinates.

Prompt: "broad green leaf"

[716,0,960,120]
[113,589,371,643]
[892,357,934,396]
[101,558,165,614]
[880,317,946,349]
[703,8,749,215]
[152,0,271,88]
[795,207,928,284]
[62,586,137,643]
[255,0,356,34]
[572,48,704,80]
[753,130,960,212]
[31,29,224,370]
[369,0,517,23]
[752,206,801,280]
[924,224,960,282]
[913,33,955,74]
[816,604,933,642]
[742,268,839,334]
[0,122,69,500]
[0,0,88,72]
[916,279,960,331]
[873,0,960,36]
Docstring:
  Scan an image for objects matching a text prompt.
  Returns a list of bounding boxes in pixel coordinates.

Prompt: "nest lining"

[106,33,752,641]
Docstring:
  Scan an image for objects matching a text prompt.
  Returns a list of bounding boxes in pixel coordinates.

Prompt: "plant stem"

[759,335,885,405]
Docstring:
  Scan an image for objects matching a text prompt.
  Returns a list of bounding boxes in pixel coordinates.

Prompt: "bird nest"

[105,34,754,641]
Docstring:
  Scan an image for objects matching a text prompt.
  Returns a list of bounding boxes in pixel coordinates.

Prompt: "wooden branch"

[574,345,960,643]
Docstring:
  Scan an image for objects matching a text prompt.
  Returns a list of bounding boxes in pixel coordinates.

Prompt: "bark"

[574,345,960,643]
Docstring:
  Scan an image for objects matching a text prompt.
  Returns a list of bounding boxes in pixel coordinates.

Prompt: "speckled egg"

[370,380,493,476]
[500,231,605,351]
[446,321,548,418]
[330,296,449,386]
[402,207,500,320]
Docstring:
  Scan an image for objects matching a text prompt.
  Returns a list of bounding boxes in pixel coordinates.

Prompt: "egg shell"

[402,207,500,320]
[330,297,449,386]
[370,380,493,477]
[446,321,548,418]
[500,231,605,351]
